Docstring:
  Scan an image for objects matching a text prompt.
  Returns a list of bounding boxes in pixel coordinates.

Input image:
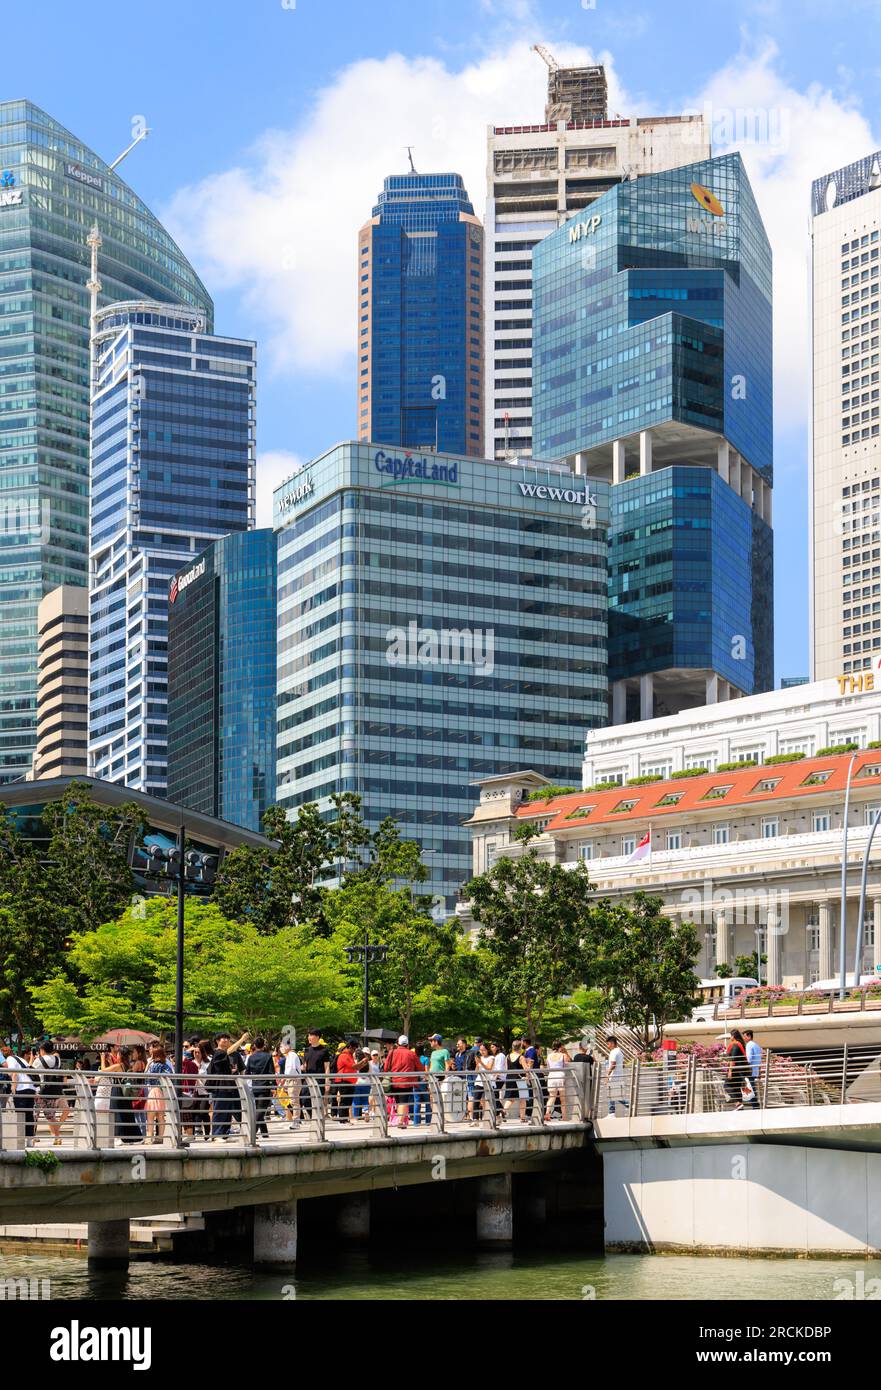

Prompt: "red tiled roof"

[516,751,881,832]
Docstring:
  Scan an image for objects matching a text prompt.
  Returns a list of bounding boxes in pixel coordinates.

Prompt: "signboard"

[65,162,104,192]
[169,557,206,604]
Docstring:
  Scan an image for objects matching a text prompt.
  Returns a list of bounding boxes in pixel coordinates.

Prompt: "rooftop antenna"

[405,146,417,174]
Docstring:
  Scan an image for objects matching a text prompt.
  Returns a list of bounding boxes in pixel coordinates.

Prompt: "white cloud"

[163,39,607,377]
[692,40,878,435]
[255,449,303,528]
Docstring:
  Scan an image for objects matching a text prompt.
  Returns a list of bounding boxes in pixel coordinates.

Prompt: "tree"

[0,783,146,1034]
[464,850,597,1043]
[324,878,456,1037]
[596,893,700,1052]
[28,898,354,1040]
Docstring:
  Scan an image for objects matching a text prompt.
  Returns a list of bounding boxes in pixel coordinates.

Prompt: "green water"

[2,1250,879,1300]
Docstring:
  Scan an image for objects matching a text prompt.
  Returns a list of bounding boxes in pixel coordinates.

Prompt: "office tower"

[167,528,277,832]
[357,172,483,456]
[810,152,881,680]
[88,304,255,797]
[533,152,773,720]
[0,101,211,784]
[485,58,710,460]
[274,441,609,907]
[30,585,88,779]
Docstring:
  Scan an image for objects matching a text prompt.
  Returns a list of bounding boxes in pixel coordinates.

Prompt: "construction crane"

[405,146,417,174]
[532,43,559,73]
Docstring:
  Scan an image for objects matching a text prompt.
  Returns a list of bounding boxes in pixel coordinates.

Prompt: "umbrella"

[90,1028,159,1049]
[361,1027,400,1043]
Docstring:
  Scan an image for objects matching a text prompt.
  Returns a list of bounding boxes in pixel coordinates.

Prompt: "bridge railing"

[0,1065,594,1153]
[595,1046,881,1119]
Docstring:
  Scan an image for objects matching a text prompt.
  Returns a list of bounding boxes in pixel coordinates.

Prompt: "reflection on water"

[1,1249,879,1301]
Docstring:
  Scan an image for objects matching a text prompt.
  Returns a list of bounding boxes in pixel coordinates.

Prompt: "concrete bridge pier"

[476,1172,513,1248]
[253,1199,298,1267]
[336,1193,370,1244]
[87,1218,130,1269]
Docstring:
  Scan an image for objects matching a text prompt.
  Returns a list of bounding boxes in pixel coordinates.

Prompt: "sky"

[12,0,881,681]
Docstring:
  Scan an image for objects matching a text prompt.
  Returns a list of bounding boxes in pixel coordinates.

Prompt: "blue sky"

[14,0,881,680]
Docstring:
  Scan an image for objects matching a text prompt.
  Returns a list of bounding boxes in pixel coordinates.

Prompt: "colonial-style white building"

[461,680,881,989]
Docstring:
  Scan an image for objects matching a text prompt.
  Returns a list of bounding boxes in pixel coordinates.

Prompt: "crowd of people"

[0,1031,597,1145]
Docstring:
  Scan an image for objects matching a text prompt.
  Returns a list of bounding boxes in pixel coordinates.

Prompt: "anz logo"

[0,170,22,208]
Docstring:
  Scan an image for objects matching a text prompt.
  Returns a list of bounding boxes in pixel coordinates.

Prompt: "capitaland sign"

[0,171,22,208]
[277,473,315,512]
[568,214,601,244]
[517,480,597,506]
[374,450,459,486]
[169,557,206,604]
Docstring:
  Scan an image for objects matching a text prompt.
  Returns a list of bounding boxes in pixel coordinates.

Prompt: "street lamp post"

[854,806,881,982]
[839,751,859,1000]
[344,931,388,1036]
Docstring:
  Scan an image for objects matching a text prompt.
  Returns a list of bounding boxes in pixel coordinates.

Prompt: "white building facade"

[811,153,881,681]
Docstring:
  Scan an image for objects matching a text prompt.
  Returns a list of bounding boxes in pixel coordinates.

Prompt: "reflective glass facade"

[167,529,276,832]
[532,154,774,709]
[358,174,483,457]
[89,305,255,797]
[0,101,212,783]
[533,153,772,479]
[275,442,609,905]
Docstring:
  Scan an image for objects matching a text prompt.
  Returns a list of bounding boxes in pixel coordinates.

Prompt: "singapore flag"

[627,828,651,865]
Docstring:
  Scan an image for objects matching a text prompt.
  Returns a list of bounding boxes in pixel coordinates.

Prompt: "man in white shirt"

[2,1042,37,1145]
[744,1030,762,1108]
[606,1036,628,1117]
[281,1042,302,1129]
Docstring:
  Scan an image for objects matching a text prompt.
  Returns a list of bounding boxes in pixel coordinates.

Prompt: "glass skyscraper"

[533,152,773,720]
[88,304,255,797]
[358,173,483,457]
[274,442,609,906]
[167,529,276,832]
[0,101,211,783]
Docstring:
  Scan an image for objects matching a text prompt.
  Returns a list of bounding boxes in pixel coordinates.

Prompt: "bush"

[717,760,757,772]
[816,743,859,756]
[586,781,622,793]
[626,774,663,786]
[868,741,881,750]
[671,767,708,779]
[527,785,579,803]
[765,752,806,764]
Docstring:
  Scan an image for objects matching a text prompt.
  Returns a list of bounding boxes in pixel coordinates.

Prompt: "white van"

[691,977,759,1021]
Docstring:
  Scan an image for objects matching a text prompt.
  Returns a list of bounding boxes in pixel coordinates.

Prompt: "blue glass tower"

[533,152,773,719]
[358,173,483,457]
[167,529,276,832]
[0,101,211,784]
[88,303,255,796]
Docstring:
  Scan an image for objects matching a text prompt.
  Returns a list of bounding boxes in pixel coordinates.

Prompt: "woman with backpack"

[33,1039,68,1145]
[144,1044,174,1144]
[724,1029,750,1109]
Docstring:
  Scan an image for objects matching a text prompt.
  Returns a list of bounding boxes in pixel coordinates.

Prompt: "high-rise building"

[274,441,609,906]
[357,173,483,456]
[810,152,881,681]
[167,528,277,832]
[484,61,709,461]
[30,584,88,780]
[0,101,211,784]
[533,152,773,720]
[88,304,255,797]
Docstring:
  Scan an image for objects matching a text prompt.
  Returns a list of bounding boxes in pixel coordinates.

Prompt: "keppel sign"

[169,557,206,604]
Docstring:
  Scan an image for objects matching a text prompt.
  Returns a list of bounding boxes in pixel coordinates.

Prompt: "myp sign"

[374,450,459,487]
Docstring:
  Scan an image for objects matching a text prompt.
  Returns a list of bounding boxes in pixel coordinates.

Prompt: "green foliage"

[717,760,757,772]
[593,893,700,1051]
[465,851,598,1043]
[816,744,859,756]
[625,775,662,786]
[765,752,806,764]
[23,1150,60,1173]
[585,781,622,792]
[526,786,579,803]
[714,962,733,979]
[733,952,765,979]
[0,783,146,1035]
[670,767,708,779]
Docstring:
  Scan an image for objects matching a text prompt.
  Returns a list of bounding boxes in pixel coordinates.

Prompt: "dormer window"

[702,784,733,802]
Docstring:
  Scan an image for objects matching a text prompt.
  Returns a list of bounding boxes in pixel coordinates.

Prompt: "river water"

[2,1249,878,1300]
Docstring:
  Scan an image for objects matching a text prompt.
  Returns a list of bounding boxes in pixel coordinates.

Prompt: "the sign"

[837,671,879,695]
[0,171,21,208]
[65,162,104,192]
[373,450,459,487]
[517,480,597,506]
[277,473,315,512]
[169,557,206,604]
[568,214,602,244]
